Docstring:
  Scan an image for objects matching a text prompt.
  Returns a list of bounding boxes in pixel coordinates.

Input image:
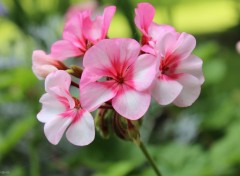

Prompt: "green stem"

[137,141,162,176]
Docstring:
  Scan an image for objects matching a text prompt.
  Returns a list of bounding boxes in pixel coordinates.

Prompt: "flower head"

[151,30,204,107]
[80,38,157,120]
[37,70,95,146]
[51,6,116,60]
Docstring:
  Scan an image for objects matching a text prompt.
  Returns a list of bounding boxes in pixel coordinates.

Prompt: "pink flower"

[151,30,204,107]
[134,3,175,55]
[80,39,157,120]
[32,50,65,80]
[37,70,95,146]
[51,6,116,60]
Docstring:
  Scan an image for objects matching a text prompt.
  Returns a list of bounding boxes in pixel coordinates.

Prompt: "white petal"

[127,54,157,91]
[80,81,118,111]
[175,55,204,84]
[173,74,201,107]
[112,85,151,120]
[44,116,72,145]
[66,110,95,146]
[152,76,183,105]
[37,93,65,123]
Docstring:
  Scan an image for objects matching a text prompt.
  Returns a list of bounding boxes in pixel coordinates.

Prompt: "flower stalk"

[135,140,162,176]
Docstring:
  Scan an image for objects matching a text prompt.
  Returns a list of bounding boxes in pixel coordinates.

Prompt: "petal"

[51,40,83,60]
[45,71,75,109]
[83,39,140,77]
[126,54,157,91]
[83,39,118,70]
[80,81,118,111]
[148,23,175,40]
[112,85,151,120]
[101,6,116,38]
[82,16,103,43]
[66,110,95,146]
[44,116,72,145]
[173,74,201,107]
[171,32,196,60]
[155,30,179,57]
[134,2,155,36]
[152,75,183,105]
[63,13,86,52]
[175,55,204,84]
[45,70,71,92]
[80,68,112,89]
[37,93,66,123]
[115,38,141,68]
[141,45,156,55]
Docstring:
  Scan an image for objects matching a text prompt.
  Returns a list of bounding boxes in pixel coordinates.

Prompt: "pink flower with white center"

[151,30,204,107]
[134,2,175,55]
[80,39,157,120]
[51,6,116,60]
[37,70,95,146]
[32,50,66,80]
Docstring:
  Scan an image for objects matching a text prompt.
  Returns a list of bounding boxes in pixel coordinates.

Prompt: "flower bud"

[32,50,67,80]
[112,112,141,143]
[95,109,113,139]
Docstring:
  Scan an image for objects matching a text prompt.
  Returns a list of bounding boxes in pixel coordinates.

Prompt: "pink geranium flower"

[152,30,204,107]
[80,39,157,120]
[51,6,116,60]
[134,2,175,55]
[37,70,95,146]
[32,50,66,80]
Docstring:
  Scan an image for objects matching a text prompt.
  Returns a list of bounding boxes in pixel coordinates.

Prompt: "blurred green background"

[0,0,240,175]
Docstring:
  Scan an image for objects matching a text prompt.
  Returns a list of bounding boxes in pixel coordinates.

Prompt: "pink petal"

[112,85,151,120]
[80,81,118,111]
[152,75,183,105]
[141,44,156,55]
[171,32,196,60]
[101,6,116,38]
[134,3,155,36]
[155,31,178,57]
[82,16,103,43]
[37,93,65,123]
[83,39,140,77]
[173,74,201,107]
[63,13,86,52]
[51,40,83,60]
[80,68,111,89]
[175,55,204,84]
[116,38,141,68]
[44,116,72,145]
[148,23,175,41]
[45,70,71,92]
[66,110,95,146]
[83,39,118,70]
[126,54,157,91]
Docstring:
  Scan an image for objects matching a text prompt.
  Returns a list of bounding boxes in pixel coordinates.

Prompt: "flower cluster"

[32,3,204,146]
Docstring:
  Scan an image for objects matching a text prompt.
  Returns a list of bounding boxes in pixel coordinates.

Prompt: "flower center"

[117,76,124,84]
[72,97,81,109]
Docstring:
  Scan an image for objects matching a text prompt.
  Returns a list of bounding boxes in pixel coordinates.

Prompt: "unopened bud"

[95,109,113,139]
[112,112,141,143]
